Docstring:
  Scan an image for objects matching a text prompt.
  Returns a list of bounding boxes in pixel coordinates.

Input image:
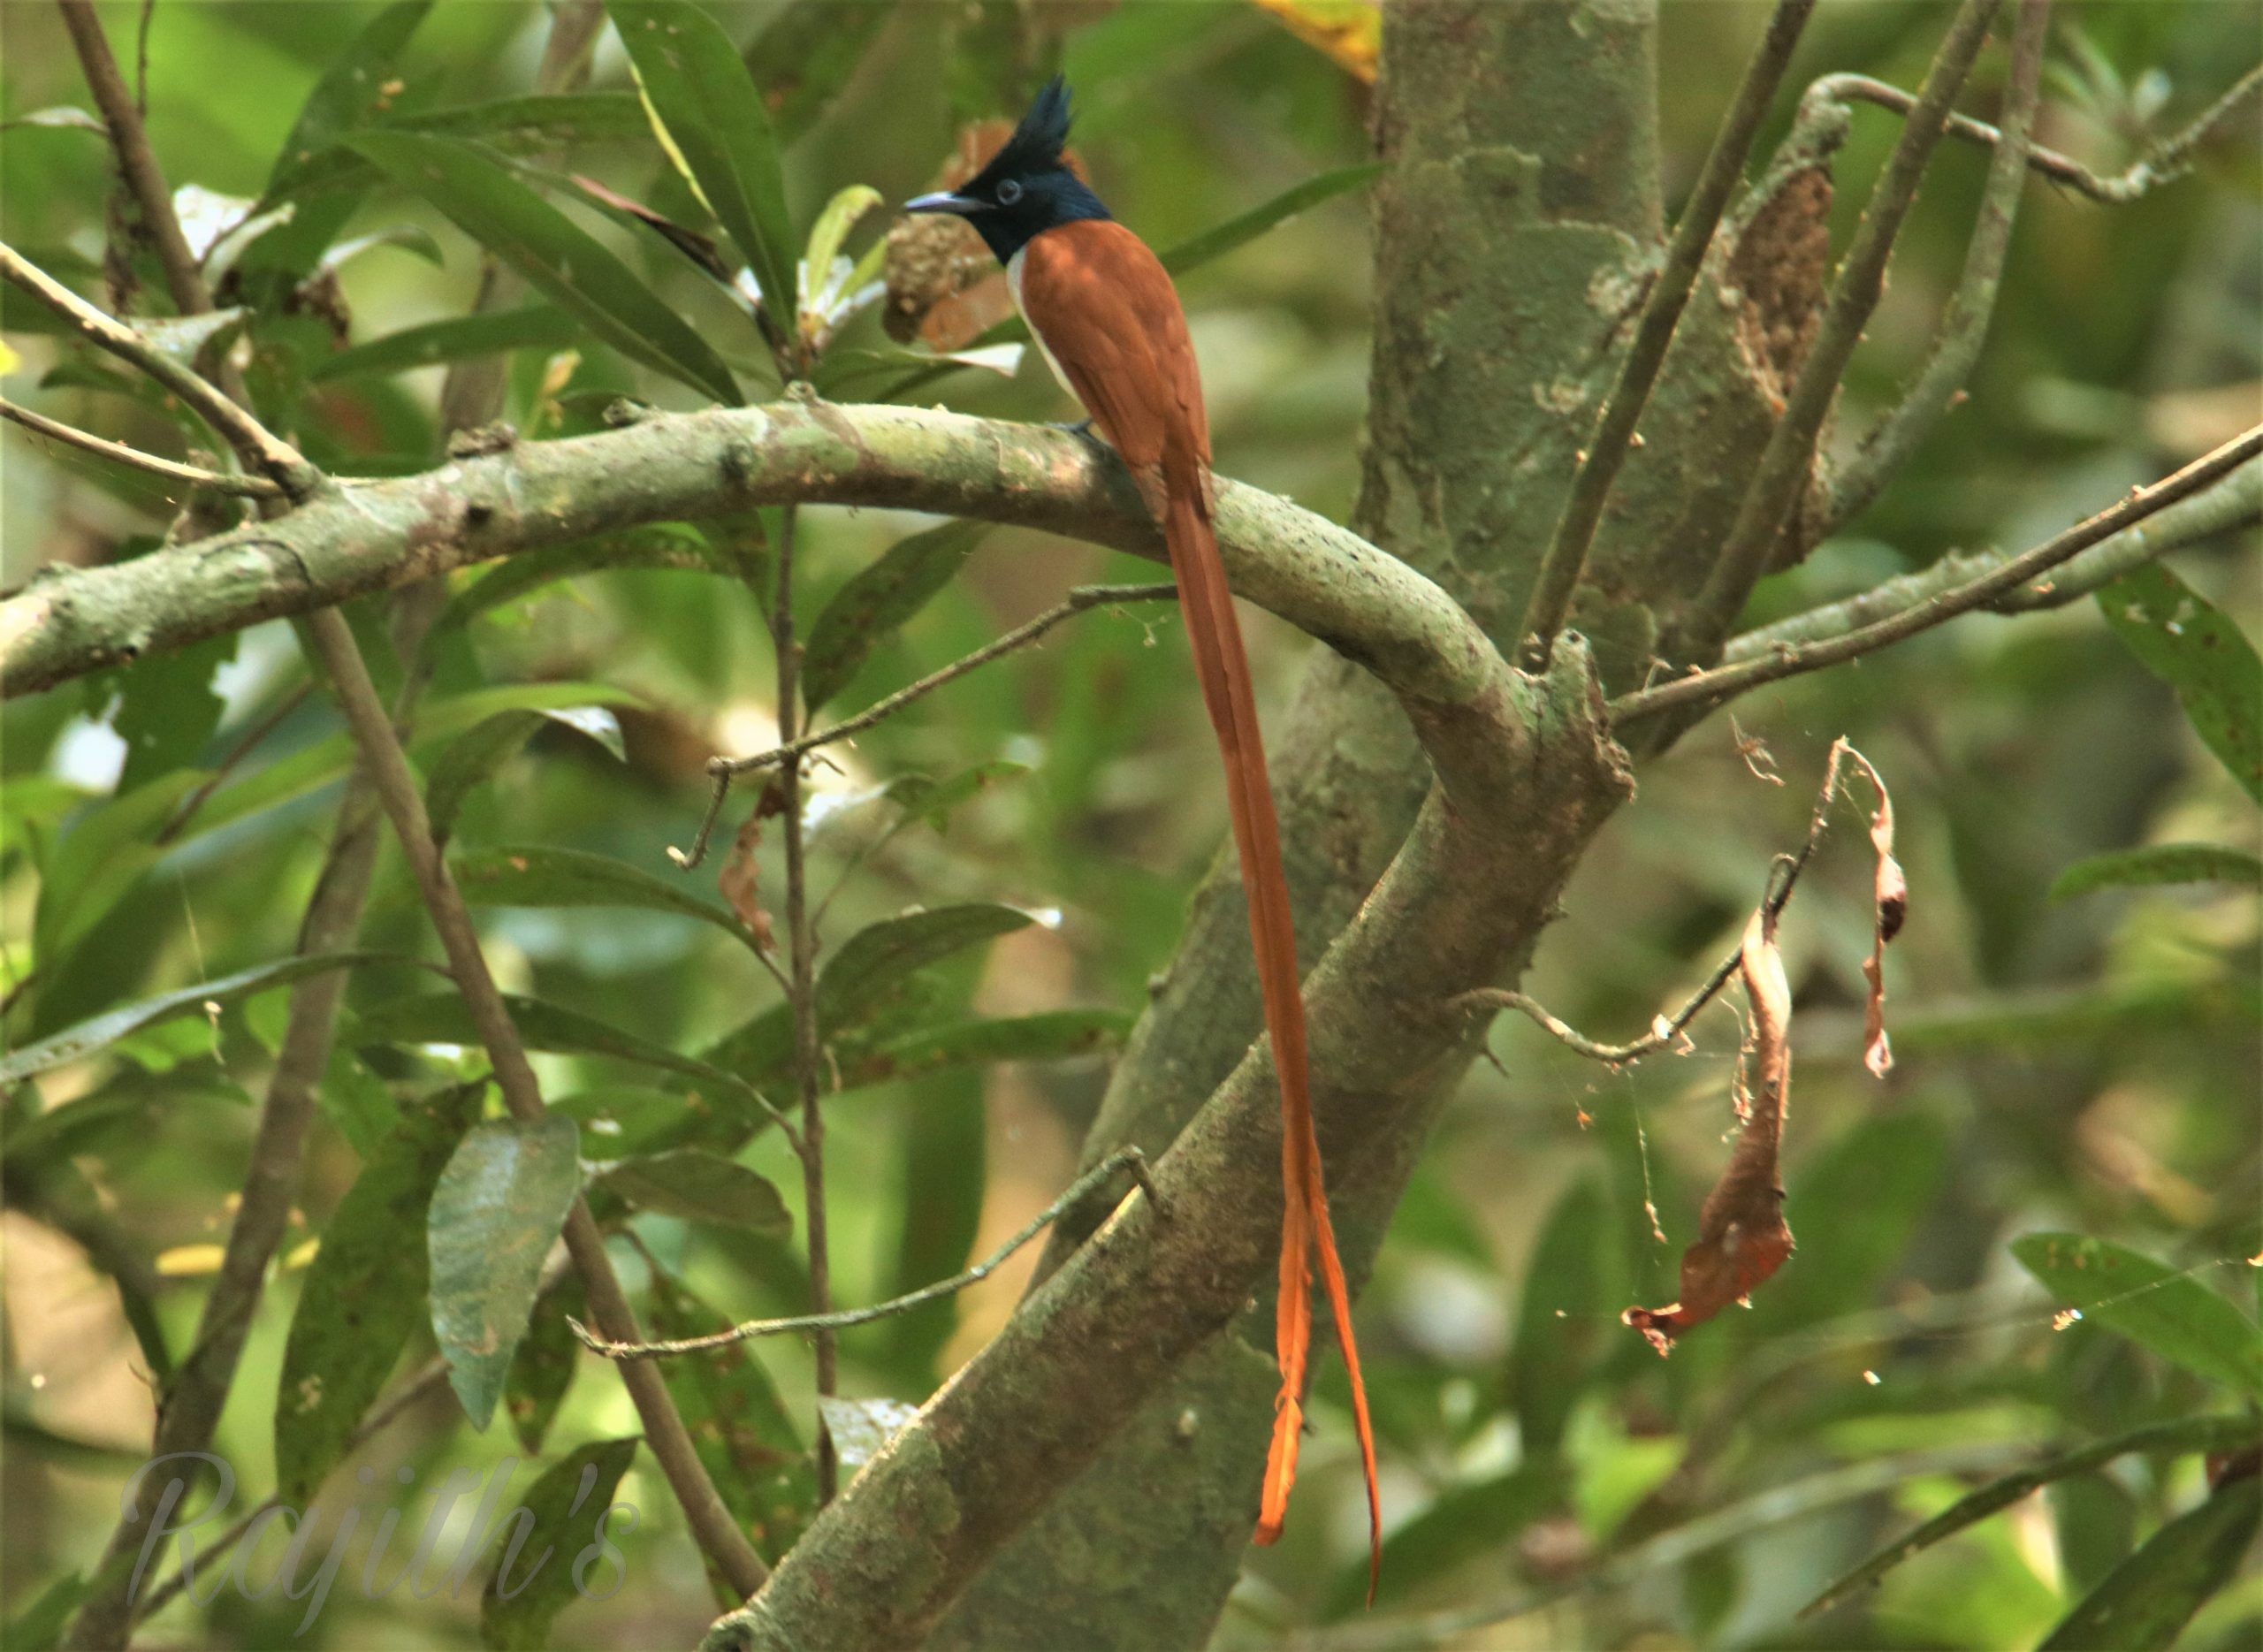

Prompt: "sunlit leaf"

[430,1114,583,1430]
[818,1395,920,1480]
[347,130,742,404]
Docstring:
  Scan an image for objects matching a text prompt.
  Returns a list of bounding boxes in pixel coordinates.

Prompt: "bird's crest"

[975,73,1072,186]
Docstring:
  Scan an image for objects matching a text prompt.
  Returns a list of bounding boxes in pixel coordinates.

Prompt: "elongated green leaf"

[311,305,581,383]
[110,633,236,792]
[452,844,752,942]
[503,1275,585,1456]
[802,522,985,712]
[32,771,206,971]
[2051,842,2263,900]
[431,1114,583,1430]
[400,90,650,148]
[356,990,772,1126]
[347,131,740,404]
[611,0,797,331]
[873,760,1032,836]
[1803,1413,2260,1618]
[819,902,1038,1027]
[0,952,393,1084]
[743,0,890,145]
[426,712,624,843]
[432,524,727,638]
[268,2,435,190]
[318,1047,400,1161]
[879,1069,984,1382]
[1510,1178,1609,1463]
[1161,162,1383,278]
[2038,1476,2262,1652]
[834,1009,1129,1094]
[478,1437,638,1650]
[2013,1233,2263,1397]
[647,1268,813,1567]
[191,681,641,840]
[1326,1464,1559,1621]
[2099,562,2263,802]
[276,1085,484,1500]
[595,1149,789,1234]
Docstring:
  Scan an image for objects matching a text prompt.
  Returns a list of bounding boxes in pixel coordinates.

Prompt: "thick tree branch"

[1729,453,2262,659]
[0,244,315,496]
[1821,0,2051,536]
[1518,0,1817,666]
[1687,0,2003,636]
[1615,427,2263,723]
[3,402,1501,712]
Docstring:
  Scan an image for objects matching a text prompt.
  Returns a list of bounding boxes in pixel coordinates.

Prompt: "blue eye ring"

[995,179,1024,206]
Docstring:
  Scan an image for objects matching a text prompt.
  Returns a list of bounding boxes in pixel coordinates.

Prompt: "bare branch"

[1821,0,2052,536]
[574,1149,1160,1361]
[1687,0,2004,638]
[1817,61,2262,205]
[673,582,1178,871]
[1,395,284,498]
[1615,427,2263,725]
[1518,0,1818,667]
[0,244,315,496]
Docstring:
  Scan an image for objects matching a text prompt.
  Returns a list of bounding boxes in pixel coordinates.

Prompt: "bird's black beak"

[904,190,986,217]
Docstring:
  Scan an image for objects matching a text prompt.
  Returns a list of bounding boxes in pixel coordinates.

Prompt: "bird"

[907,75,1382,1596]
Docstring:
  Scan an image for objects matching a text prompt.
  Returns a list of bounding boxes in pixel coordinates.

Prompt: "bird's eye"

[995,179,1024,205]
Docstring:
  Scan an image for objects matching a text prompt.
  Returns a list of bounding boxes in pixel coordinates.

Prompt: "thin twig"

[1687,0,2004,638]
[1453,737,1864,1064]
[300,605,769,1597]
[765,502,842,1505]
[571,1148,1161,1360]
[0,243,315,496]
[1820,0,2051,537]
[1,395,284,498]
[1728,455,2262,659]
[1817,61,2262,206]
[1518,0,1818,668]
[1614,425,2263,725]
[671,582,1178,870]
[156,681,315,844]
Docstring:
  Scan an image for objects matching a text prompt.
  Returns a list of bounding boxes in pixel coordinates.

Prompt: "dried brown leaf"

[1837,745,1904,1077]
[1624,909,1795,1354]
[719,812,774,954]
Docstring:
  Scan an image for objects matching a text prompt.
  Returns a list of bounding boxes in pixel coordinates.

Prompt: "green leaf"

[1509,1178,1609,1462]
[425,712,624,843]
[267,1,435,191]
[430,1114,584,1431]
[431,524,728,638]
[802,521,986,712]
[610,0,798,333]
[477,1437,638,1651]
[110,634,237,792]
[190,681,642,840]
[347,130,741,404]
[318,1047,401,1161]
[878,1069,984,1382]
[276,1084,484,1502]
[0,952,393,1085]
[801,184,882,311]
[834,1009,1130,1094]
[2051,842,2263,900]
[818,902,1038,1028]
[398,90,650,148]
[594,1149,790,1234]
[743,0,890,145]
[2038,1475,2263,1652]
[452,844,752,942]
[1161,162,1383,278]
[31,771,206,971]
[647,1268,813,1568]
[2012,1233,2263,1397]
[2098,562,2263,802]
[311,305,582,383]
[1804,1413,2260,1618]
[1324,1465,1560,1620]
[503,1275,585,1456]
[355,990,773,1127]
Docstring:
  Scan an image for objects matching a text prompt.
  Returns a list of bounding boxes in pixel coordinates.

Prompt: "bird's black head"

[903,74,1111,264]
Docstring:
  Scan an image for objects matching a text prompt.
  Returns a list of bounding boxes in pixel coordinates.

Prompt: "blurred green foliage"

[2,3,2257,1649]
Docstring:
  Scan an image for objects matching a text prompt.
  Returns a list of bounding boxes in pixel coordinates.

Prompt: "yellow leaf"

[156,1243,228,1277]
[1247,0,1379,82]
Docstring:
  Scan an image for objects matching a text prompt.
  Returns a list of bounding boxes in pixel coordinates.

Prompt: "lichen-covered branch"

[2,401,1501,712]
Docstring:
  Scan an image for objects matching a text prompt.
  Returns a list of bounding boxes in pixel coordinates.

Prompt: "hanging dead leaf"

[1834,743,1904,1077]
[1624,908,1795,1355]
[719,811,775,954]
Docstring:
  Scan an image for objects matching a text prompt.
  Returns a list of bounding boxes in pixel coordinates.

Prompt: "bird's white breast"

[1006,245,1077,402]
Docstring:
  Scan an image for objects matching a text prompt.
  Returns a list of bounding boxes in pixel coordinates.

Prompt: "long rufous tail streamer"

[1159,451,1383,1603]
